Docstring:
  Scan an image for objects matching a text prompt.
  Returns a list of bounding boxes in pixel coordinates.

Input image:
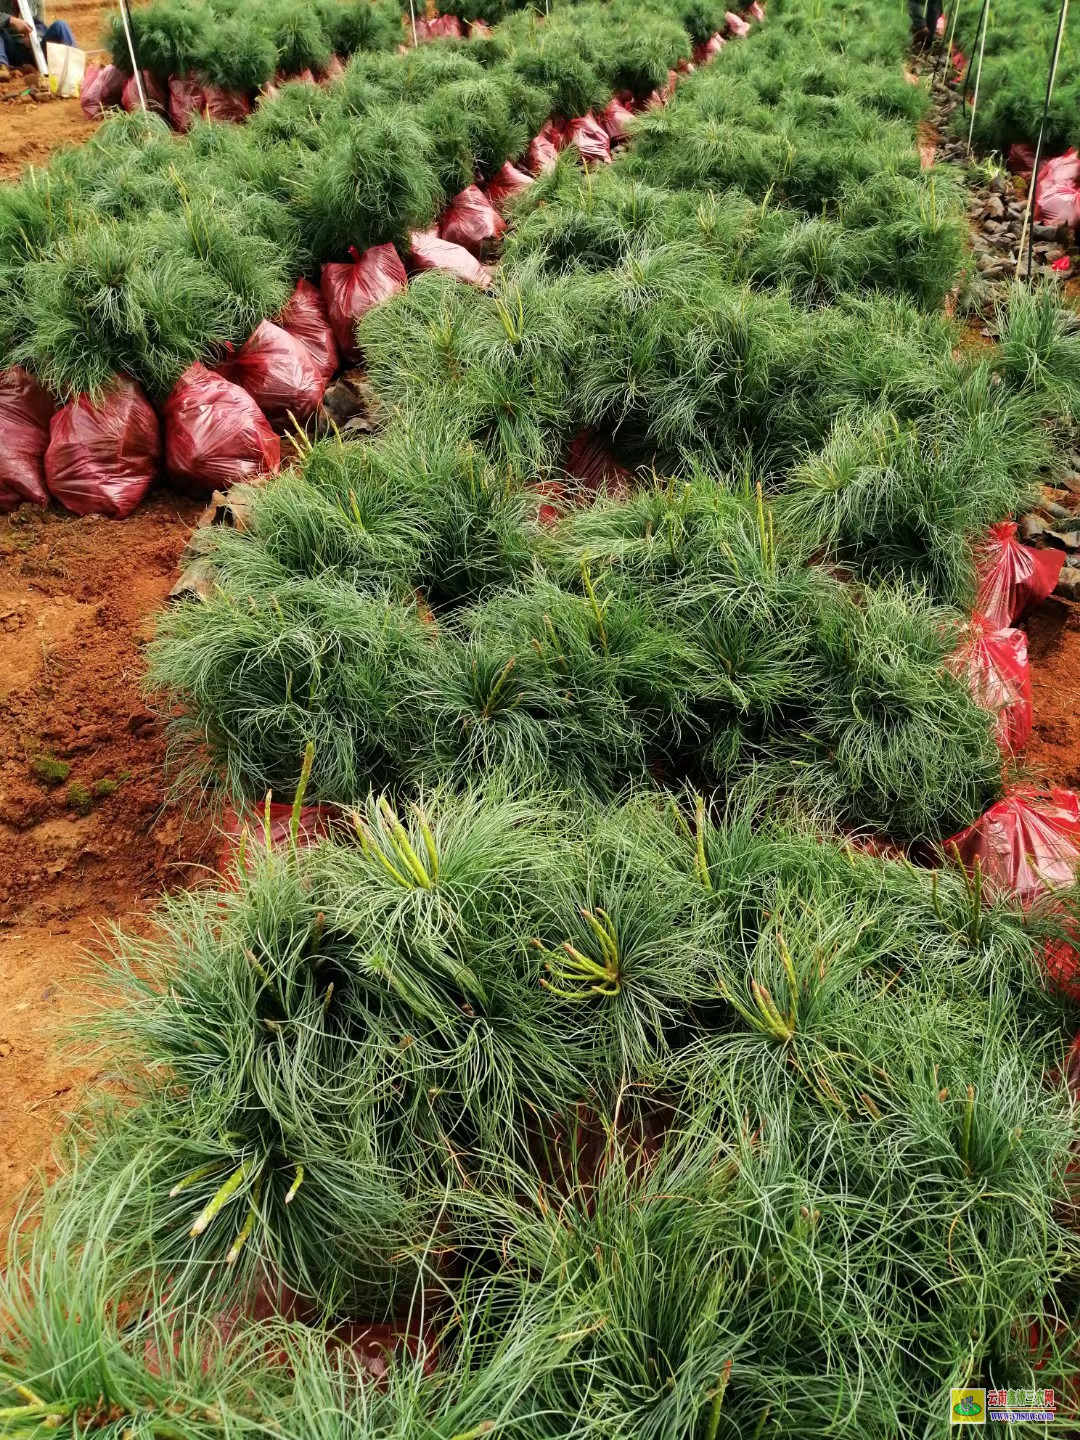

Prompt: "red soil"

[0,0,108,179]
[1023,598,1080,793]
[0,495,217,1223]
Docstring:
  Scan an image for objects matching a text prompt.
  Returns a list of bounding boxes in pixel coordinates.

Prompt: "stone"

[1055,566,1080,601]
[983,193,1005,219]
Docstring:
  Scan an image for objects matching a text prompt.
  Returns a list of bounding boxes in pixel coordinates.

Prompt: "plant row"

[949,0,1079,156]
[1,0,720,402]
[3,785,1077,1437]
[147,3,1080,837]
[105,0,404,96]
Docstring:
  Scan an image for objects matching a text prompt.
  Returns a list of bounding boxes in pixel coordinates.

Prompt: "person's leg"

[925,0,943,40]
[907,0,926,33]
[0,27,10,70]
[42,19,76,47]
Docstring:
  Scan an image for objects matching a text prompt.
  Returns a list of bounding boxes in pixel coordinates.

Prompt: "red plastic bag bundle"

[277,278,339,386]
[164,364,280,492]
[600,97,636,142]
[215,320,326,429]
[1007,143,1036,177]
[468,19,493,39]
[951,619,1032,755]
[320,55,346,84]
[80,63,126,119]
[1035,149,1080,228]
[726,11,751,37]
[44,378,160,519]
[438,185,506,259]
[0,367,54,512]
[563,112,612,165]
[975,520,1065,628]
[122,69,169,116]
[218,800,339,874]
[523,122,562,175]
[484,161,534,213]
[321,244,408,363]
[748,0,766,19]
[945,788,1080,903]
[407,230,492,286]
[565,429,632,501]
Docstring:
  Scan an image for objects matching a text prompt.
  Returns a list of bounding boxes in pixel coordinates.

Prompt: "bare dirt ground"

[0,0,108,179]
[0,496,217,1222]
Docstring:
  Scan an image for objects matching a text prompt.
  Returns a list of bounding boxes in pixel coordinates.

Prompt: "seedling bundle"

[3,1,1080,1435]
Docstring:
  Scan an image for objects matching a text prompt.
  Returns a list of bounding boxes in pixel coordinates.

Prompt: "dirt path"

[0,495,217,1222]
[0,0,108,180]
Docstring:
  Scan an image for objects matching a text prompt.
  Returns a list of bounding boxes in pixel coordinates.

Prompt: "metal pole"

[965,0,990,140]
[961,0,990,113]
[1015,0,1070,281]
[116,0,146,109]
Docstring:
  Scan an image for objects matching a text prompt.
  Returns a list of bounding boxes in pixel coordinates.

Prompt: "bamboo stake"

[966,0,990,145]
[1016,0,1070,282]
[116,0,146,110]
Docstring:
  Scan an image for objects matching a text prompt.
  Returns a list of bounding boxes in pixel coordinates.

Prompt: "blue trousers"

[0,18,75,69]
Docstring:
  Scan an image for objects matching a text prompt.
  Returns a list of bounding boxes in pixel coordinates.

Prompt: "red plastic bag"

[1035,149,1080,229]
[693,33,726,64]
[484,161,533,214]
[945,788,1080,903]
[565,430,632,501]
[218,800,338,873]
[80,63,126,119]
[726,11,751,37]
[645,70,679,110]
[320,244,408,363]
[277,279,339,386]
[748,1,766,19]
[523,125,561,176]
[407,230,492,286]
[44,378,160,519]
[951,619,1032,755]
[320,55,346,84]
[437,185,506,259]
[122,70,169,116]
[164,364,280,492]
[600,97,636,142]
[534,479,566,527]
[215,320,326,429]
[563,112,611,165]
[0,367,54,512]
[975,521,1065,628]
[468,19,493,39]
[1007,143,1036,177]
[414,14,464,42]
[168,75,207,132]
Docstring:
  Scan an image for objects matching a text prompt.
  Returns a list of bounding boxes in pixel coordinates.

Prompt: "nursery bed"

[3,3,1080,1436]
